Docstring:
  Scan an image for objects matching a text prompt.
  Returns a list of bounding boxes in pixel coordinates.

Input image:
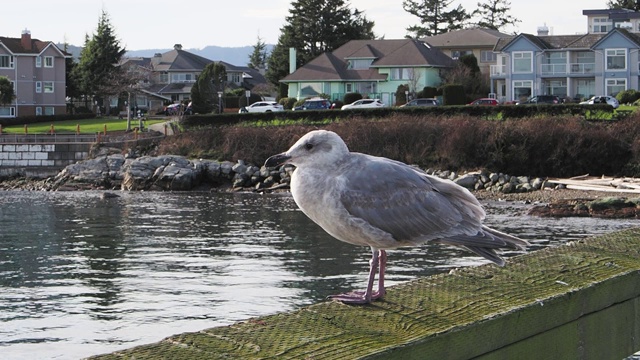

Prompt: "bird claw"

[328,290,385,304]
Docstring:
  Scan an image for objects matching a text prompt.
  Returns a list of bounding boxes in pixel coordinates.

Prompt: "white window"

[451,50,473,60]
[606,49,626,70]
[35,107,42,116]
[480,50,497,63]
[513,52,533,73]
[36,56,42,68]
[43,81,54,93]
[354,82,378,95]
[0,55,14,68]
[171,73,194,83]
[0,107,16,117]
[299,82,322,97]
[513,80,533,101]
[228,73,241,83]
[35,81,42,93]
[44,107,55,115]
[390,68,409,80]
[44,56,54,68]
[606,78,626,96]
[345,83,353,93]
[348,59,373,70]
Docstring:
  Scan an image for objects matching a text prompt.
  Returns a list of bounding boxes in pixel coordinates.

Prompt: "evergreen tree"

[403,0,472,37]
[265,0,375,88]
[607,0,640,11]
[248,36,268,70]
[191,62,227,114]
[72,10,126,108]
[0,76,15,106]
[474,0,520,31]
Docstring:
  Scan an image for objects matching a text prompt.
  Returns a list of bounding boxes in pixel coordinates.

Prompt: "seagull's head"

[265,130,350,169]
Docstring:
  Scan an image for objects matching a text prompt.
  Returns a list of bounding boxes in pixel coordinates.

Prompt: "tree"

[607,0,640,11]
[403,0,472,38]
[265,0,375,88]
[72,10,126,111]
[248,36,268,70]
[473,0,520,30]
[191,62,227,114]
[0,76,15,106]
[97,64,149,130]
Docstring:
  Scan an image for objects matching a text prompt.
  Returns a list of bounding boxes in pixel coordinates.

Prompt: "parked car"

[239,101,285,113]
[516,95,562,105]
[468,98,499,106]
[293,98,331,111]
[341,99,386,110]
[163,103,182,115]
[400,98,439,107]
[579,96,620,109]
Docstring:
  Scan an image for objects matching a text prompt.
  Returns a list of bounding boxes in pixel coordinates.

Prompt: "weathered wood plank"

[90,228,640,360]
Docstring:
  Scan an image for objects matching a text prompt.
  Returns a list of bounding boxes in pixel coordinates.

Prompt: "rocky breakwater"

[47,149,548,194]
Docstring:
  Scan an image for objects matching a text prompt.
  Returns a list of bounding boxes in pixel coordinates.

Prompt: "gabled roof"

[282,39,455,83]
[0,35,69,57]
[495,28,640,52]
[152,49,213,72]
[422,28,510,48]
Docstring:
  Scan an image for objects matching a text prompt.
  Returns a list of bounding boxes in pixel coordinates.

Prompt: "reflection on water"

[0,191,636,359]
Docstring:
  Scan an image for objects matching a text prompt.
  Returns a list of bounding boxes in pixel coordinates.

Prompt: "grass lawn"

[0,117,167,134]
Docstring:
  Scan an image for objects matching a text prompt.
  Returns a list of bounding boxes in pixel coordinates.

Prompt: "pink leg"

[329,249,386,304]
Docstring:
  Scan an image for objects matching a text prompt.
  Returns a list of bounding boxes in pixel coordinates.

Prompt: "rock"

[454,173,478,189]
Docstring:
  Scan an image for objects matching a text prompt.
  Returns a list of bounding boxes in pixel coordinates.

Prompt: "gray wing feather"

[339,154,485,244]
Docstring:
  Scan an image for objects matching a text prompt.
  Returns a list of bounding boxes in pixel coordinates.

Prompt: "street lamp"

[245,90,251,106]
[405,90,409,104]
[217,91,223,114]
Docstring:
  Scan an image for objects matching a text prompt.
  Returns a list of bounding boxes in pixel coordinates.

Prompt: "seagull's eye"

[304,143,314,150]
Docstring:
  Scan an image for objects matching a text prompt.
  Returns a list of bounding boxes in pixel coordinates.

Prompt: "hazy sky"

[2,0,607,50]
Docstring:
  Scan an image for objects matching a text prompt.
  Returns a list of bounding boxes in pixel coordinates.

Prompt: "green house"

[281,39,456,106]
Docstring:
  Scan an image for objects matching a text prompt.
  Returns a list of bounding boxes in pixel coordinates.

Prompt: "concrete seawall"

[0,143,92,178]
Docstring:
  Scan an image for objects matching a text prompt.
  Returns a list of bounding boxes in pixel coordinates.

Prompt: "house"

[280,39,456,105]
[491,8,640,103]
[422,28,510,76]
[0,29,70,117]
[119,44,268,113]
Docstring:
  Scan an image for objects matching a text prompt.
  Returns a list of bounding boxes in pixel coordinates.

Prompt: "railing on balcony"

[541,64,566,75]
[490,65,506,76]
[569,63,595,75]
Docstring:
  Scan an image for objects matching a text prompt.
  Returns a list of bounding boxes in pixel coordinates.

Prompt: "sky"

[2,0,609,50]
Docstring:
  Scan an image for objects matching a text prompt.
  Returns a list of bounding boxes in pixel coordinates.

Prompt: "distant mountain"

[58,44,275,67]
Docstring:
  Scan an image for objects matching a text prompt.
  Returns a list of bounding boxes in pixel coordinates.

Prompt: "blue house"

[490,8,640,103]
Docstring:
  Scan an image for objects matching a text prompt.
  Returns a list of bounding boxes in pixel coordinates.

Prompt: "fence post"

[50,124,55,135]
[76,124,80,135]
[104,124,107,135]
[24,124,28,134]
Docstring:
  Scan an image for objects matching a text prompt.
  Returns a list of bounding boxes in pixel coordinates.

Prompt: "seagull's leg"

[372,250,387,298]
[329,248,384,304]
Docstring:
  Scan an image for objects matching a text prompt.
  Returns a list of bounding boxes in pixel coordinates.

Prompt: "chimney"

[289,48,297,74]
[537,24,549,36]
[174,44,182,50]
[21,28,32,50]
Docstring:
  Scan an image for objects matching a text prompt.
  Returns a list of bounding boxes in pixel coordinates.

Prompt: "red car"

[468,98,499,106]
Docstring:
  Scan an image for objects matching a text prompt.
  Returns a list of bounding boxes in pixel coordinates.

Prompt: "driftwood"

[546,175,640,194]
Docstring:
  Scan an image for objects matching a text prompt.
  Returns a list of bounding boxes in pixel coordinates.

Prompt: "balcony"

[490,65,506,76]
[569,63,595,75]
[541,64,566,75]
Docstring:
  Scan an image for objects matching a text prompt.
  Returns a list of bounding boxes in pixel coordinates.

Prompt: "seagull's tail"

[437,226,529,267]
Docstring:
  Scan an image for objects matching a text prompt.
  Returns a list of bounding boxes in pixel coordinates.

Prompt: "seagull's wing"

[339,154,485,245]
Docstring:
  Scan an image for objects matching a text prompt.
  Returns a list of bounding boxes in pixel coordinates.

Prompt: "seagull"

[265,130,528,304]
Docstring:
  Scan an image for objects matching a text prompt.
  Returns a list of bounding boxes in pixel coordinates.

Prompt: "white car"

[341,99,386,110]
[579,96,620,109]
[239,101,285,113]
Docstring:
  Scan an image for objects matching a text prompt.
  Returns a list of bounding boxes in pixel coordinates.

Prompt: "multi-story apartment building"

[490,8,640,103]
[0,29,69,117]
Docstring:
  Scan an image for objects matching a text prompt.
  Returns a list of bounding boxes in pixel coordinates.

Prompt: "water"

[0,191,637,359]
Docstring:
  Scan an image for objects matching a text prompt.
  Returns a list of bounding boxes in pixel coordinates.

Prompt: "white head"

[264,130,350,168]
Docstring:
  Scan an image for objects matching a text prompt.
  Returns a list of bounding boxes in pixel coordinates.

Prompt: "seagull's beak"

[265,153,291,168]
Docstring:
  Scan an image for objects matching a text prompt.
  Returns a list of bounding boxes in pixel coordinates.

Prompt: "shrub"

[395,84,409,105]
[616,89,640,104]
[441,84,466,105]
[343,92,362,104]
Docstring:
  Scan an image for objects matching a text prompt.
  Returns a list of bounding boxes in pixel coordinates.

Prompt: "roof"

[282,39,455,83]
[495,28,640,52]
[151,49,213,71]
[0,35,69,56]
[583,8,640,20]
[422,28,510,48]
